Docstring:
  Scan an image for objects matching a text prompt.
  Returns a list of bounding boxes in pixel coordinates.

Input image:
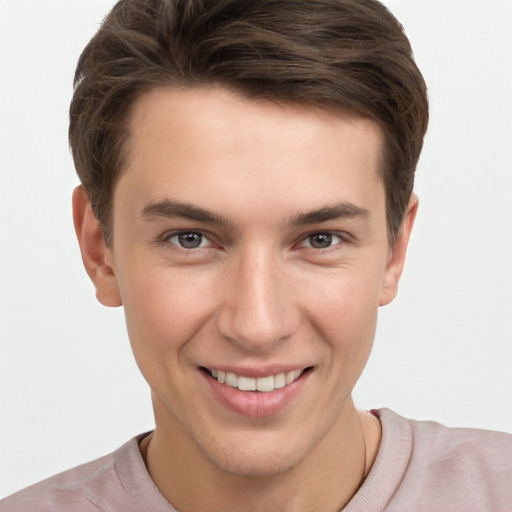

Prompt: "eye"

[166,231,210,249]
[300,232,343,249]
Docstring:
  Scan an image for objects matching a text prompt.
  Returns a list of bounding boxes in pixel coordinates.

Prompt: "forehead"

[126,87,383,162]
[117,87,385,224]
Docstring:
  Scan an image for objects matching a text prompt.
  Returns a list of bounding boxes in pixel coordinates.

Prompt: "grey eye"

[308,233,334,248]
[171,232,206,249]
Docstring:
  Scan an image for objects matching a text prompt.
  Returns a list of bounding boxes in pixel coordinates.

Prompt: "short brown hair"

[70,0,428,246]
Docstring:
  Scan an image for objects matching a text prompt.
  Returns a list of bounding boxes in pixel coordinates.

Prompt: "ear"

[72,186,122,307]
[379,194,418,306]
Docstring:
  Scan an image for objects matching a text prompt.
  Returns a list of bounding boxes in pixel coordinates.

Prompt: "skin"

[73,87,417,512]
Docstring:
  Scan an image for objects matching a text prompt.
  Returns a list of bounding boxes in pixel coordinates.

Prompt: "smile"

[205,368,306,392]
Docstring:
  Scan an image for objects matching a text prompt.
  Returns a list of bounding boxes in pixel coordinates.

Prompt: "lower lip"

[202,370,310,418]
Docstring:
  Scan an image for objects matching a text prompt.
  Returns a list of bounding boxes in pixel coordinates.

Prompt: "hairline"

[102,83,398,248]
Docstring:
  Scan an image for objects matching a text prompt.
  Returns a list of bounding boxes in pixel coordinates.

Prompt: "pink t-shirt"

[2,409,511,511]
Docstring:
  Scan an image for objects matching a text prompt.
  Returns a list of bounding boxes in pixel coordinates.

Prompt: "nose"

[216,248,300,352]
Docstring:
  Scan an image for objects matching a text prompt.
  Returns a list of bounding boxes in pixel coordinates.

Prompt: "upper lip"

[200,365,312,378]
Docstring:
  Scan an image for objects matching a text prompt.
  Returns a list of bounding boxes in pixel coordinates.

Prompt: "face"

[78,87,414,477]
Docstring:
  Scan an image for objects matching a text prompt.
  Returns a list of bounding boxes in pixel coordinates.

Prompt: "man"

[1,0,511,511]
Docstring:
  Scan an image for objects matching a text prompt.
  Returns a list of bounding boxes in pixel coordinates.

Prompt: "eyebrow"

[291,203,370,225]
[140,199,370,227]
[141,199,231,226]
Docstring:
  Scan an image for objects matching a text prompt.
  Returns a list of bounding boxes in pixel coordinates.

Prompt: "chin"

[208,449,302,478]
[195,428,317,479]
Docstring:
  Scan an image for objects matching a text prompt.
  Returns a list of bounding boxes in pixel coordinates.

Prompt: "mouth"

[201,367,312,393]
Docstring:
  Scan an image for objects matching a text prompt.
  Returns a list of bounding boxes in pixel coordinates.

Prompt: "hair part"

[69,0,429,246]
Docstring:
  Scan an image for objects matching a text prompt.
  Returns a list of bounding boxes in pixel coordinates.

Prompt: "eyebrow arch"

[141,199,369,227]
[141,199,231,226]
[291,203,370,225]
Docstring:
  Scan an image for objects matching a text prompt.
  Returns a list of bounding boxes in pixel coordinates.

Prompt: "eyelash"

[158,230,351,254]
[297,231,350,251]
[158,230,217,253]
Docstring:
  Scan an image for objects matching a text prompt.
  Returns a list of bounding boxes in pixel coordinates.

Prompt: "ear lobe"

[379,194,418,307]
[72,186,122,307]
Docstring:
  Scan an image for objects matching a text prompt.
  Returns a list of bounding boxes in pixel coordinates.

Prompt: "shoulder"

[0,453,116,512]
[380,409,512,511]
[408,413,512,469]
[407,413,512,485]
[0,435,148,512]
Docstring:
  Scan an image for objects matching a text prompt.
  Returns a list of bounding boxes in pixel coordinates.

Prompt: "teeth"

[225,372,237,387]
[286,370,301,385]
[209,368,304,392]
[256,375,274,392]
[238,376,257,391]
[273,372,286,389]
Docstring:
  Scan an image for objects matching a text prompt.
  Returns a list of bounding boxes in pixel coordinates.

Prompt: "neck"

[142,397,380,512]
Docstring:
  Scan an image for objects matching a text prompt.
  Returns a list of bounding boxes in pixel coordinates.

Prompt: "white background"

[1,0,511,498]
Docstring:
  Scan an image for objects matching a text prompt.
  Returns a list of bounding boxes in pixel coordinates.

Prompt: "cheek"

[306,266,382,354]
[117,267,216,380]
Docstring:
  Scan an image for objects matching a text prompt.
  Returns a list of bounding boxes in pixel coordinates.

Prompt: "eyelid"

[156,228,353,252]
[158,229,217,249]
[295,230,352,250]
